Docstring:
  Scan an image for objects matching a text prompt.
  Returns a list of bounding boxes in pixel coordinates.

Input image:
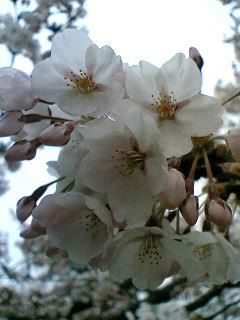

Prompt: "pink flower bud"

[159,168,186,210]
[0,111,24,137]
[20,227,41,239]
[205,198,232,226]
[46,246,60,257]
[0,68,33,111]
[16,196,36,223]
[5,139,40,161]
[226,129,240,162]
[31,218,46,234]
[189,47,204,71]
[39,122,75,146]
[180,195,199,226]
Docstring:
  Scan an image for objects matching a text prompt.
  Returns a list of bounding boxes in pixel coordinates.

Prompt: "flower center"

[112,148,145,177]
[64,70,96,94]
[78,210,103,236]
[138,235,162,265]
[193,244,212,261]
[151,92,177,120]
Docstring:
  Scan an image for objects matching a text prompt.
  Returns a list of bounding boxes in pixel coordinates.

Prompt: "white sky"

[0,0,236,260]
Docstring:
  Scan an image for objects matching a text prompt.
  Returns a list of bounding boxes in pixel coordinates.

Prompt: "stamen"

[138,235,162,265]
[151,91,177,120]
[112,148,145,177]
[64,69,96,94]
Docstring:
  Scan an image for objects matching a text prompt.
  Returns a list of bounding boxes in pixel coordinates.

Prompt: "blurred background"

[0,0,240,319]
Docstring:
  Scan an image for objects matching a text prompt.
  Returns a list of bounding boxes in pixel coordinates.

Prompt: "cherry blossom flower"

[32,192,112,264]
[0,67,34,111]
[168,231,240,284]
[79,110,168,227]
[47,125,88,192]
[126,53,223,157]
[32,29,124,116]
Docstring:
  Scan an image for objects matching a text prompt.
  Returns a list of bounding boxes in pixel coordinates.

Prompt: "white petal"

[86,45,122,86]
[158,121,193,157]
[126,61,160,106]
[32,58,68,102]
[51,29,93,74]
[109,174,154,227]
[159,53,202,101]
[145,144,168,194]
[176,94,223,137]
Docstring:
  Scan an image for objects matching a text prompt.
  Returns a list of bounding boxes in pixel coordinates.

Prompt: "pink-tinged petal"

[16,196,36,223]
[5,139,40,161]
[176,94,223,137]
[86,45,122,86]
[180,195,199,226]
[159,168,186,210]
[51,29,93,74]
[0,67,33,111]
[32,192,85,227]
[159,53,202,101]
[0,111,24,137]
[205,199,232,227]
[39,122,75,146]
[32,58,69,103]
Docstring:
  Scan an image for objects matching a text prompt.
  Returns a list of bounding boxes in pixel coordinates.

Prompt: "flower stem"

[222,90,240,106]
[176,209,180,234]
[188,155,199,179]
[202,148,214,183]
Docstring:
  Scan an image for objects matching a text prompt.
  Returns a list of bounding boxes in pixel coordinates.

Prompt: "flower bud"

[16,196,36,223]
[159,168,186,210]
[20,227,41,239]
[0,67,33,111]
[39,122,75,146]
[226,129,240,162]
[189,47,204,71]
[0,111,24,137]
[46,246,60,257]
[205,198,232,226]
[5,139,40,161]
[180,195,199,226]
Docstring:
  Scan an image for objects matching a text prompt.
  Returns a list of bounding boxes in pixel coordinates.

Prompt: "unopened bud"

[31,218,46,235]
[226,129,240,162]
[39,122,75,146]
[189,47,204,71]
[16,196,36,223]
[5,139,40,161]
[159,168,186,209]
[0,111,24,137]
[46,246,59,257]
[180,195,199,226]
[20,227,41,239]
[205,198,232,226]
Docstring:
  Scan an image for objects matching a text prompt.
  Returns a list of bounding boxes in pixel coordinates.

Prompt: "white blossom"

[32,192,112,264]
[126,53,223,157]
[79,109,168,227]
[32,29,124,116]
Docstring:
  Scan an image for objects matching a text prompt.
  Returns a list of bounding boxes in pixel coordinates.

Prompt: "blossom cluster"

[0,29,240,290]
